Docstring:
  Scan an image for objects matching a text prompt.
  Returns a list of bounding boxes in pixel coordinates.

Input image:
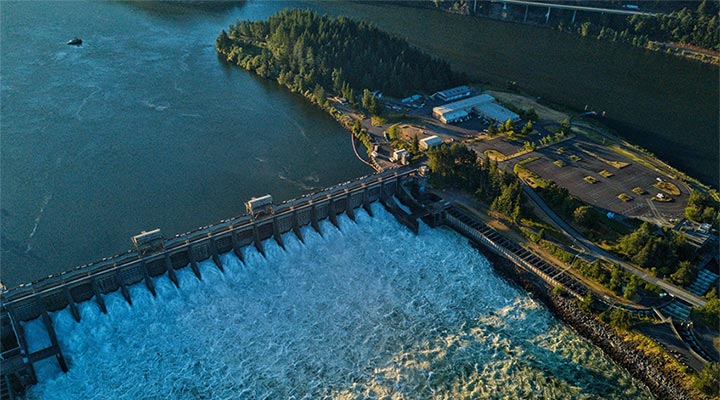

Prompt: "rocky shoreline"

[474,245,708,400]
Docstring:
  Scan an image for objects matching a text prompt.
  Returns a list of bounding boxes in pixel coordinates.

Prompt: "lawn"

[632,187,646,195]
[576,144,630,169]
[484,149,506,161]
[654,181,681,196]
[618,193,632,202]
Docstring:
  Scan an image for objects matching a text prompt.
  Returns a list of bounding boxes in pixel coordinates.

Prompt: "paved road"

[520,179,708,308]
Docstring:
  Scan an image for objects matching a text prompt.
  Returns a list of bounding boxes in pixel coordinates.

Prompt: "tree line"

[685,190,718,225]
[614,222,695,278]
[573,0,719,52]
[412,1,718,56]
[428,143,524,222]
[216,9,466,104]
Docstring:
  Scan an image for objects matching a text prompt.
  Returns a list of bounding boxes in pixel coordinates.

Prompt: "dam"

[0,167,655,399]
[0,167,426,396]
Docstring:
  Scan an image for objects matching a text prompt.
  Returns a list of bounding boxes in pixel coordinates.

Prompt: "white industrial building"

[419,135,443,150]
[432,94,494,124]
[434,85,471,102]
[432,94,520,125]
[246,194,273,218]
[475,102,521,124]
[390,149,409,165]
[435,109,468,124]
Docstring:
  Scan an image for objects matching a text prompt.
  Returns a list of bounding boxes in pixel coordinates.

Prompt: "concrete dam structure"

[0,167,428,397]
[1,165,637,399]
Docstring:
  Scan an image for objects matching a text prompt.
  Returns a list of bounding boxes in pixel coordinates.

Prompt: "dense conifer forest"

[572,0,719,52]
[408,0,719,57]
[428,143,525,223]
[216,9,466,101]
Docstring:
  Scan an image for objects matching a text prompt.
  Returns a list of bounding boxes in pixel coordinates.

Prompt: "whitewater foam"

[21,204,653,399]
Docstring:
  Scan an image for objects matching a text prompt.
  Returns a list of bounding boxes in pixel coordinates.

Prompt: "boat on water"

[67,37,82,46]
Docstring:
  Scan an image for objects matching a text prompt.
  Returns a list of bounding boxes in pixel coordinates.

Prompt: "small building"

[401,94,422,104]
[699,223,711,234]
[245,194,273,218]
[436,109,468,124]
[434,85,471,102]
[391,149,409,165]
[132,229,164,255]
[432,94,520,125]
[420,135,443,151]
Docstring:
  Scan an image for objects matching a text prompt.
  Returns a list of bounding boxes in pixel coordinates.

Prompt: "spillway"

[18,204,653,399]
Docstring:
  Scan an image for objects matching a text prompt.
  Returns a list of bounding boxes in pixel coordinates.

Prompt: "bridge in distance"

[491,0,657,16]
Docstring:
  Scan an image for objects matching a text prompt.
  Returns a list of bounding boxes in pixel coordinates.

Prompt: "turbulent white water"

[21,204,653,399]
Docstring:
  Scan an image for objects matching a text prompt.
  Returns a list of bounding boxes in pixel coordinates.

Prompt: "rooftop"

[420,135,443,144]
[433,94,494,115]
[435,85,470,98]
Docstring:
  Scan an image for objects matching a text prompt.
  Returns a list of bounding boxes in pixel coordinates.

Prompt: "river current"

[20,205,653,399]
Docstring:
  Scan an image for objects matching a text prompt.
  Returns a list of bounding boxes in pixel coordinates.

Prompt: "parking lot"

[525,139,689,220]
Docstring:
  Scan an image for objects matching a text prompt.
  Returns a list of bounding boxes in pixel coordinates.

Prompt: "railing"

[444,206,584,299]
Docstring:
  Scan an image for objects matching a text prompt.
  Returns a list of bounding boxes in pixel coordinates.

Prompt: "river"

[0,1,366,286]
[1,0,716,286]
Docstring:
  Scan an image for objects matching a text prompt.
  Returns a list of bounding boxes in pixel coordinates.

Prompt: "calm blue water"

[0,1,366,286]
[20,205,654,399]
